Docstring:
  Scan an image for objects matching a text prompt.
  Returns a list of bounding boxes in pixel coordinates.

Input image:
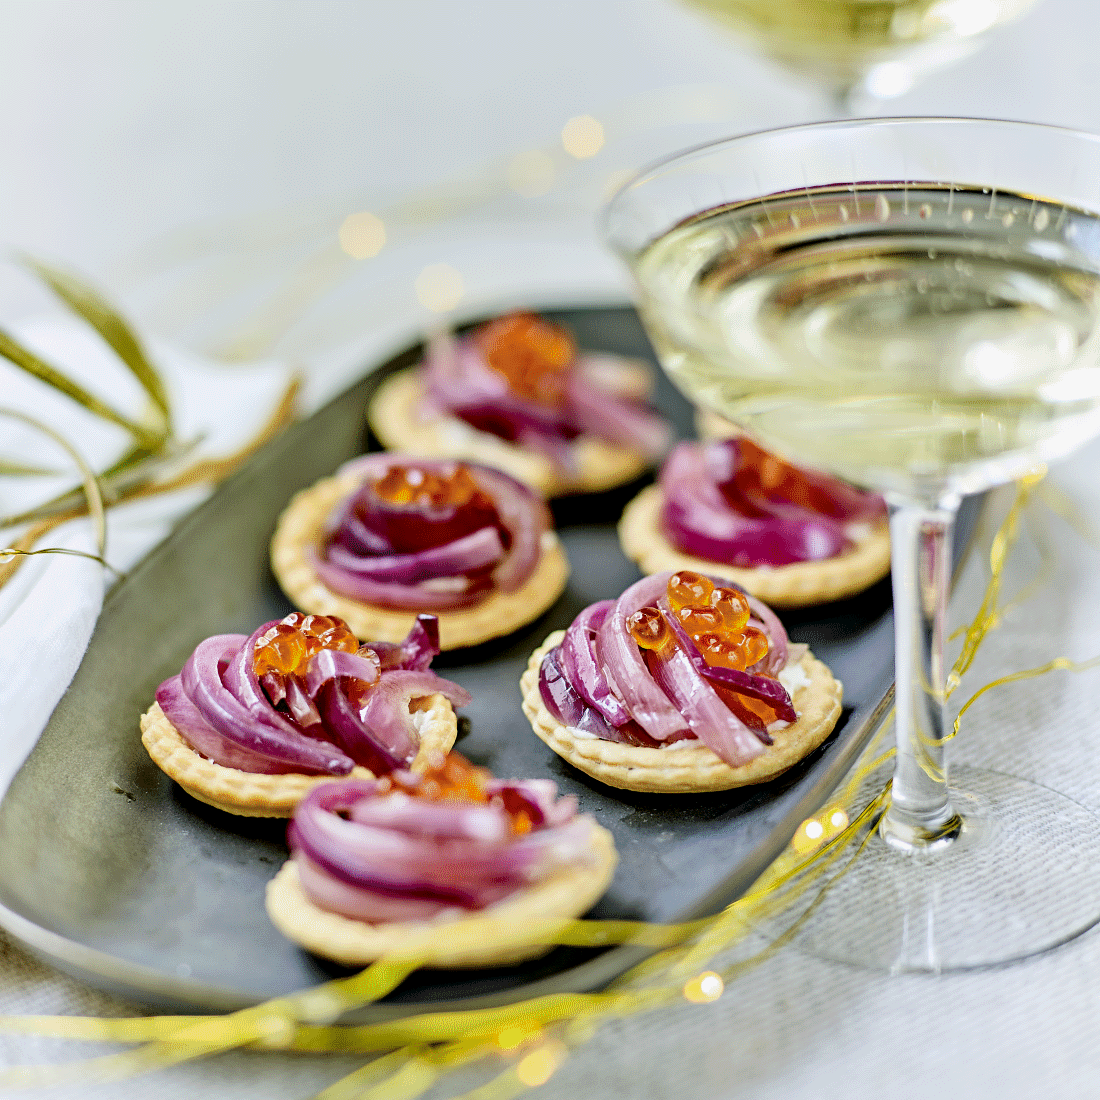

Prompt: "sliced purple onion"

[422,328,671,471]
[565,370,670,459]
[461,464,550,594]
[538,648,618,740]
[559,600,630,727]
[661,442,848,567]
[156,675,300,775]
[167,615,461,778]
[644,645,765,767]
[354,669,471,770]
[304,648,382,698]
[324,525,504,585]
[397,614,440,670]
[310,548,490,610]
[486,779,578,829]
[179,634,355,775]
[541,571,795,757]
[742,591,789,677]
[283,674,322,728]
[288,774,590,916]
[295,855,457,922]
[349,792,510,843]
[595,574,691,742]
[316,457,546,610]
[708,437,885,523]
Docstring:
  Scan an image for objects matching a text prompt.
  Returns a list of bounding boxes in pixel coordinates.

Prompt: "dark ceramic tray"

[0,306,979,1019]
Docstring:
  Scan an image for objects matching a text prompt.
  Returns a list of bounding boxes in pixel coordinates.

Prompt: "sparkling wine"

[683,0,1036,98]
[636,184,1100,501]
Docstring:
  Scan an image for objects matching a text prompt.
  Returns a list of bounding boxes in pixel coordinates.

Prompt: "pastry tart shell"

[270,468,569,650]
[618,484,891,608]
[521,631,843,794]
[264,823,618,967]
[367,368,654,497]
[140,693,457,817]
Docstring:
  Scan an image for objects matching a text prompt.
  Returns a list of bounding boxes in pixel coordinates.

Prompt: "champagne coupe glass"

[605,118,1100,970]
[680,0,1038,112]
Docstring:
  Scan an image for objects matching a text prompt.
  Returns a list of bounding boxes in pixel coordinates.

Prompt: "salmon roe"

[395,752,533,835]
[253,612,360,679]
[371,463,481,509]
[729,438,840,516]
[628,570,769,672]
[478,312,575,406]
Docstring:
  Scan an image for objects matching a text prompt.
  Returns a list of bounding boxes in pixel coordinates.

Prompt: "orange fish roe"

[395,752,533,835]
[371,463,481,509]
[731,437,842,516]
[627,605,674,652]
[254,612,360,679]
[478,312,576,406]
[631,571,770,673]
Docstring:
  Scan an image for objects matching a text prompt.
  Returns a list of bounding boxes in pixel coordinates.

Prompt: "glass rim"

[601,115,1100,255]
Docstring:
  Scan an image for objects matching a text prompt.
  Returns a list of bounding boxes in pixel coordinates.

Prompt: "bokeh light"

[338,211,386,259]
[562,115,605,159]
[516,1041,566,1087]
[683,971,725,1003]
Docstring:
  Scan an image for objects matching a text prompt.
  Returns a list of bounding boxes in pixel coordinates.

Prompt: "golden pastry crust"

[367,368,653,497]
[270,468,569,650]
[521,632,842,793]
[618,484,891,608]
[265,823,618,967]
[139,694,457,818]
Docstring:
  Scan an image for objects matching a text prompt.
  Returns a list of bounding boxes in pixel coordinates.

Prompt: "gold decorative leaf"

[0,328,161,450]
[0,459,59,476]
[0,408,107,557]
[21,255,172,427]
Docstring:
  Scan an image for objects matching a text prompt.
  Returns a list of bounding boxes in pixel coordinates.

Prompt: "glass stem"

[880,501,963,852]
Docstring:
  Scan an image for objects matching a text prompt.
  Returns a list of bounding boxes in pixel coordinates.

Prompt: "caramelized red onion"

[288,773,596,920]
[558,600,630,728]
[316,455,549,611]
[422,329,670,469]
[538,572,800,767]
[661,440,884,567]
[156,616,468,777]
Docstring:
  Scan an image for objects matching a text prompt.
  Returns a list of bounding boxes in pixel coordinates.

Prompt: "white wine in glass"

[682,0,1038,107]
[606,119,1100,970]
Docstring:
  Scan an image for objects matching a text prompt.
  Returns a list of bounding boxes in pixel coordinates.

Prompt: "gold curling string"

[0,953,426,1089]
[945,471,1043,698]
[952,654,1100,739]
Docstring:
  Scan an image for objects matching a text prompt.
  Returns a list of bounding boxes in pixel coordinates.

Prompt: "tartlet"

[521,571,842,793]
[272,454,569,650]
[141,612,468,817]
[367,312,670,497]
[265,755,618,967]
[619,437,890,607]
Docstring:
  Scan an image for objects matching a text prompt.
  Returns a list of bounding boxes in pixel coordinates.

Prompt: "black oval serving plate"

[0,306,979,1019]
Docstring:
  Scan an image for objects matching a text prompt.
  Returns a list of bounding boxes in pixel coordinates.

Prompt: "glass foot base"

[793,764,1100,973]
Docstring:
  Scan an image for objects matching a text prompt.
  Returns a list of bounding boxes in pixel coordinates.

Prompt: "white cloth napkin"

[0,312,292,799]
